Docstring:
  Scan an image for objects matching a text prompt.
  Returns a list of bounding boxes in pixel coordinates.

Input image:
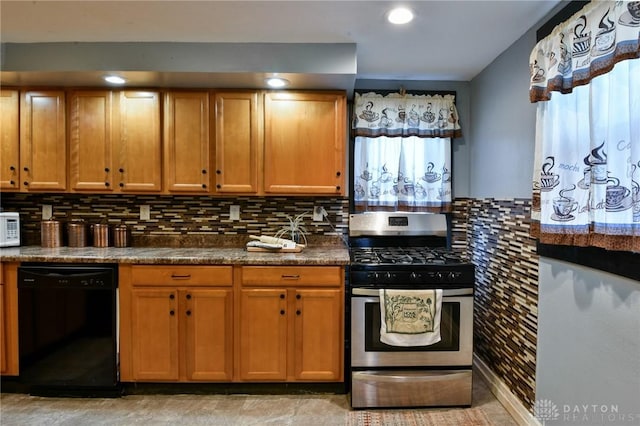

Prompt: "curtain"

[531,49,640,251]
[352,92,460,212]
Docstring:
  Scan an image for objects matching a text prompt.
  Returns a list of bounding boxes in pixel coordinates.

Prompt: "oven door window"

[364,301,460,352]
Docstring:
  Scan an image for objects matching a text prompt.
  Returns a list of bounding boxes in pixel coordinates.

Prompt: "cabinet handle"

[23,181,29,186]
[280,310,285,315]
[202,184,207,189]
[119,168,125,173]
[202,169,207,174]
[119,182,124,187]
[216,184,221,189]
[23,166,29,172]
[169,294,175,300]
[186,310,192,316]
[296,310,301,315]
[9,166,15,171]
[336,171,341,177]
[336,186,341,191]
[105,167,110,173]
[216,170,221,174]
[171,274,191,280]
[170,310,175,316]
[10,180,15,185]
[296,294,301,300]
[105,182,110,187]
[186,294,192,300]
[281,274,300,280]
[279,294,285,299]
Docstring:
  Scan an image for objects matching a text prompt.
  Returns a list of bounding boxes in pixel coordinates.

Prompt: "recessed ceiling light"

[387,7,414,25]
[265,77,290,88]
[104,75,126,84]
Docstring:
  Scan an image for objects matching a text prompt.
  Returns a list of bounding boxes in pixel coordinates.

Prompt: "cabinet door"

[184,288,233,381]
[69,90,114,192]
[239,288,287,381]
[20,91,67,191]
[293,289,343,381]
[0,263,19,376]
[0,90,20,191]
[213,91,260,193]
[263,91,345,195]
[116,91,162,192]
[130,288,179,381]
[164,92,210,193]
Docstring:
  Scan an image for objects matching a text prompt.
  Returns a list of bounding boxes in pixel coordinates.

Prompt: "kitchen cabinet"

[119,265,233,382]
[20,90,67,191]
[0,262,19,376]
[115,91,162,192]
[69,90,115,192]
[0,90,20,191]
[239,266,344,382]
[164,91,210,193]
[212,91,261,194]
[263,91,345,195]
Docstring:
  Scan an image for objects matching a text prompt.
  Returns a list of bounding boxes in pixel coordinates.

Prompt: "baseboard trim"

[473,354,541,426]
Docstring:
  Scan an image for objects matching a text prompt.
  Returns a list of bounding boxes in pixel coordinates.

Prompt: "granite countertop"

[0,245,350,266]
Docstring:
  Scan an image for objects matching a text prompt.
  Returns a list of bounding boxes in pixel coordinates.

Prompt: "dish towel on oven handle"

[379,289,442,347]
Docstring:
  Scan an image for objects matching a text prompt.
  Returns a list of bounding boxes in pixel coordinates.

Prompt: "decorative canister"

[41,218,62,247]
[91,223,110,247]
[67,219,87,247]
[113,224,130,248]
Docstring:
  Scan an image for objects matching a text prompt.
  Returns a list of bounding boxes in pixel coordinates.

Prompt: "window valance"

[529,0,640,103]
[352,92,462,138]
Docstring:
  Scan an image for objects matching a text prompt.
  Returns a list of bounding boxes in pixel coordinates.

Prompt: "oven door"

[351,287,473,367]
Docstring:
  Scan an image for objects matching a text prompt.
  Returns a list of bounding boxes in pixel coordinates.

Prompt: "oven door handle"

[351,288,473,297]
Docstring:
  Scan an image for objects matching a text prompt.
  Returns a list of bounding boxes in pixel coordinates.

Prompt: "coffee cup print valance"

[352,92,462,139]
[529,1,640,103]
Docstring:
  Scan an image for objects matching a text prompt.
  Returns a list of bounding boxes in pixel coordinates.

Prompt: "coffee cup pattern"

[572,15,591,57]
[551,185,579,222]
[592,9,616,56]
[539,156,559,191]
[619,1,640,27]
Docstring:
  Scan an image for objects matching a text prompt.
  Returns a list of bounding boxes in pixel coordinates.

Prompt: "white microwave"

[0,212,20,247]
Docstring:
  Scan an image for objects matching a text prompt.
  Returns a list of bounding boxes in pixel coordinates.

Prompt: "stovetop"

[350,246,466,266]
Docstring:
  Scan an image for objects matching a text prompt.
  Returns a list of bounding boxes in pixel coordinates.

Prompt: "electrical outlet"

[42,204,53,220]
[230,205,240,221]
[140,205,151,221]
[313,206,325,222]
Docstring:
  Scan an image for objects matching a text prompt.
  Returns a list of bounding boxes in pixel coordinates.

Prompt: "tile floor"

[0,372,518,425]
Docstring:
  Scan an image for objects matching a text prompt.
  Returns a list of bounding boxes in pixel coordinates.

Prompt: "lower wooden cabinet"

[0,262,19,376]
[238,266,344,382]
[119,265,233,382]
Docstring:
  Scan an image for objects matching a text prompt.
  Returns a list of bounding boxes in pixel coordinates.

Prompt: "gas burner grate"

[350,247,466,266]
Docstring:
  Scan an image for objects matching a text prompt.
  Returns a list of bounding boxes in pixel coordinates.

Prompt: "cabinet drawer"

[131,266,232,287]
[241,266,342,287]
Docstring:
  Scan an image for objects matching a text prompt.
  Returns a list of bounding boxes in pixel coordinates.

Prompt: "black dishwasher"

[18,263,120,397]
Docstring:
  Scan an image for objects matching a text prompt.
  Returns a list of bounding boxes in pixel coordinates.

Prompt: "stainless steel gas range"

[348,212,475,409]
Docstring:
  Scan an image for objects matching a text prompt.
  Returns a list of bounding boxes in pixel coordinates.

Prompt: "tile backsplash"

[0,193,349,247]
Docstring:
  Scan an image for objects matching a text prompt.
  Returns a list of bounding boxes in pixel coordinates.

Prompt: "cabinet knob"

[202,184,207,189]
[23,181,29,186]
[23,167,29,172]
[336,186,341,191]
[296,310,301,316]
[119,182,124,187]
[186,294,192,300]
[202,169,207,174]
[296,294,301,300]
[169,294,175,300]
[280,294,285,299]
[119,168,124,173]
[105,182,110,187]
[9,166,15,171]
[186,310,192,316]
[105,167,110,173]
[216,184,221,189]
[10,180,15,185]
[336,171,341,177]
[170,310,175,316]
[280,310,285,315]
[216,170,221,174]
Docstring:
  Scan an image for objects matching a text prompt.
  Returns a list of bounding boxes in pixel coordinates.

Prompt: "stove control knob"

[435,272,444,281]
[410,272,417,281]
[367,272,379,282]
[385,272,393,280]
[447,272,460,282]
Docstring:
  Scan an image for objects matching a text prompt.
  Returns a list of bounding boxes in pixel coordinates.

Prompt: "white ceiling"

[1,0,560,89]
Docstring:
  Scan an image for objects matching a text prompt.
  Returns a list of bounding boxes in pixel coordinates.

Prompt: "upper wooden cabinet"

[69,90,115,192]
[264,91,346,195]
[164,91,210,193]
[116,91,162,192]
[0,90,20,191]
[212,91,261,194]
[20,90,67,191]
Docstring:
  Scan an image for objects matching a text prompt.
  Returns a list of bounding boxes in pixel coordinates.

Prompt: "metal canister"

[92,223,110,247]
[67,219,87,247]
[113,224,129,248]
[41,219,62,247]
